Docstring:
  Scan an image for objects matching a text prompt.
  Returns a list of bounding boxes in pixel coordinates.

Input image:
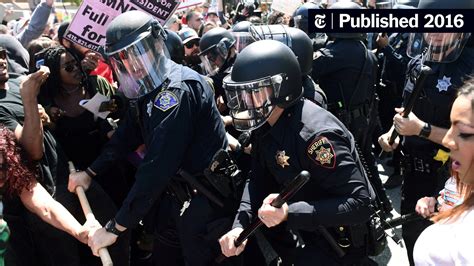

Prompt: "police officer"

[199,28,239,122]
[375,4,415,189]
[312,1,393,214]
[249,24,328,108]
[218,40,375,265]
[292,1,328,51]
[378,1,474,264]
[67,11,234,265]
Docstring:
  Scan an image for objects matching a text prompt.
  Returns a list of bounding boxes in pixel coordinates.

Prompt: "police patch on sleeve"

[307,136,336,169]
[154,91,179,112]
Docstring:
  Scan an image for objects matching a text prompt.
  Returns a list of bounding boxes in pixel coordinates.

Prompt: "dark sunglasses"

[184,40,200,49]
[0,48,6,60]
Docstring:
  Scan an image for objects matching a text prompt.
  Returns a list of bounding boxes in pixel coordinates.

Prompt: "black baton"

[216,171,311,263]
[382,212,424,230]
[388,65,433,145]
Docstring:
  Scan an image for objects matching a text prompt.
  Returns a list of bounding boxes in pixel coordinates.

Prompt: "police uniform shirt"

[233,99,372,232]
[381,33,411,94]
[311,39,378,109]
[89,62,228,228]
[402,47,474,151]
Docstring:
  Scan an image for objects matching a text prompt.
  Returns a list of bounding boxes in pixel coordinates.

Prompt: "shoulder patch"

[307,136,336,169]
[154,91,179,112]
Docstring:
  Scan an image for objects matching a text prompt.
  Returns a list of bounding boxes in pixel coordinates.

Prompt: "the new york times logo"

[314,14,326,29]
[308,9,473,33]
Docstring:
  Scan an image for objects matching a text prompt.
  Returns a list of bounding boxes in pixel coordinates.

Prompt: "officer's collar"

[167,61,184,89]
[267,102,301,145]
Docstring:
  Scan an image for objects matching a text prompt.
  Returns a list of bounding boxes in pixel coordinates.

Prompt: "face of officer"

[121,40,165,81]
[442,84,474,185]
[241,86,273,109]
[423,33,461,59]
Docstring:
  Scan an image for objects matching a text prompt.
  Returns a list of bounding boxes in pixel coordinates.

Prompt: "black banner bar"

[308,9,473,33]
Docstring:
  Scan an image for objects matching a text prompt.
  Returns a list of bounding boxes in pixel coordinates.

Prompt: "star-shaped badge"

[275,150,290,168]
[315,146,334,165]
[436,76,452,92]
[147,101,153,117]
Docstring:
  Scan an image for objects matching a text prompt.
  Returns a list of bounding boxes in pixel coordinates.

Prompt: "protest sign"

[271,0,301,16]
[64,0,179,53]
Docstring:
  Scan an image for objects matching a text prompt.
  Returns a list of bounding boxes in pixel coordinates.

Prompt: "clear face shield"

[107,32,171,98]
[407,33,471,63]
[231,32,256,53]
[199,38,235,76]
[223,74,284,131]
[199,47,224,76]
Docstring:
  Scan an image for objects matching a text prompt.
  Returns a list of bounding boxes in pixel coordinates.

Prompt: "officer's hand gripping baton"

[68,162,113,266]
[216,171,315,263]
[388,65,432,145]
[379,64,433,158]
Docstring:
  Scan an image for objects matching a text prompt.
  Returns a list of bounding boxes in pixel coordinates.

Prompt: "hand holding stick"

[68,162,113,266]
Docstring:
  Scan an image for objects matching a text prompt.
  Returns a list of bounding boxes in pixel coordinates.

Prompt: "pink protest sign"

[130,0,180,19]
[64,0,179,52]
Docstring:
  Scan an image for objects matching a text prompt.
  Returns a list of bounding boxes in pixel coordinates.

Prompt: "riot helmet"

[223,40,302,131]
[293,1,321,35]
[232,21,256,53]
[199,27,236,75]
[406,0,473,63]
[232,21,253,33]
[250,25,313,75]
[164,29,185,64]
[327,1,366,40]
[105,10,170,99]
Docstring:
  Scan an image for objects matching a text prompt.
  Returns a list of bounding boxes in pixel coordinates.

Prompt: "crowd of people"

[0,0,473,265]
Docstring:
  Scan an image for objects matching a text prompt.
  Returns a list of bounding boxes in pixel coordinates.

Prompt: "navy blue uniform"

[379,33,411,132]
[312,38,392,214]
[89,62,229,265]
[233,99,373,265]
[399,47,474,265]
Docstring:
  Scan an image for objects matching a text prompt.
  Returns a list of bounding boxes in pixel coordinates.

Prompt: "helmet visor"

[407,33,471,63]
[223,74,284,131]
[199,47,225,76]
[231,32,256,53]
[107,32,170,98]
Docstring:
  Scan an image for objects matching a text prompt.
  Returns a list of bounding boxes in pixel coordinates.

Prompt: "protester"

[413,80,474,265]
[0,125,94,264]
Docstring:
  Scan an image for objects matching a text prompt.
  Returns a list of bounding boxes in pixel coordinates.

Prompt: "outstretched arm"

[20,181,89,244]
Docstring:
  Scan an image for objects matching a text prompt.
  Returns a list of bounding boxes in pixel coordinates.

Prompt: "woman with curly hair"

[414,80,474,265]
[0,125,90,265]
